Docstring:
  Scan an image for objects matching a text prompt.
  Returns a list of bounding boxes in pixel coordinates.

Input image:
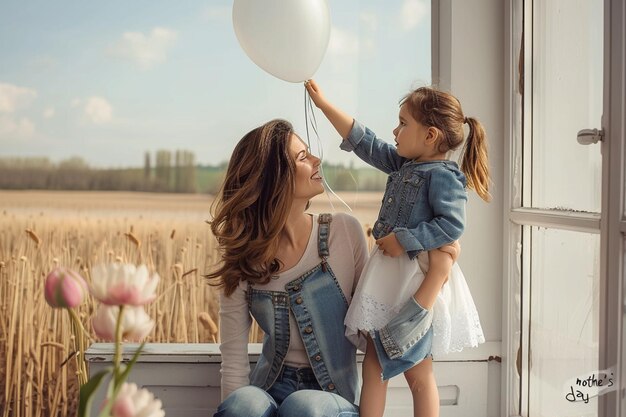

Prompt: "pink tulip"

[44,267,88,308]
[109,383,165,417]
[92,305,154,342]
[90,263,159,306]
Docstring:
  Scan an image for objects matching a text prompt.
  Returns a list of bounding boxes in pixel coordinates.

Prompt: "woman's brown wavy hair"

[206,119,296,297]
[402,87,491,202]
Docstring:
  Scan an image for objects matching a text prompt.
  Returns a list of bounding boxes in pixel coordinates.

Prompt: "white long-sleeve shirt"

[218,213,369,400]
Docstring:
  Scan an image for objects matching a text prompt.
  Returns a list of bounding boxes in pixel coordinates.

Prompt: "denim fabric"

[372,326,433,381]
[244,215,360,404]
[317,213,331,257]
[367,298,434,380]
[340,120,468,259]
[214,386,277,417]
[213,367,360,417]
[267,366,321,404]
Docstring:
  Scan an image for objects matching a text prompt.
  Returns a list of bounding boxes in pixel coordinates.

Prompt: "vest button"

[328,383,335,390]
[314,354,322,361]
[296,297,303,304]
[304,326,313,334]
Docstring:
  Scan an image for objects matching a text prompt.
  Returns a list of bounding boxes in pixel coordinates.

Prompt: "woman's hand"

[375,233,404,257]
[304,79,328,110]
[438,240,461,262]
[427,241,460,281]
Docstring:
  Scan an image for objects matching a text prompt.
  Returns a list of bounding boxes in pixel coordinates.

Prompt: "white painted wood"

[509,208,601,234]
[434,341,500,362]
[86,341,500,363]
[384,361,488,417]
[433,0,505,415]
[603,0,626,415]
[85,343,492,417]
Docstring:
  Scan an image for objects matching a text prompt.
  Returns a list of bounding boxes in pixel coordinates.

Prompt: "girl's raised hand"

[304,79,328,109]
[304,79,354,141]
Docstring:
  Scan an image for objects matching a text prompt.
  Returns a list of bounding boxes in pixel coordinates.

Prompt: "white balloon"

[233,0,330,83]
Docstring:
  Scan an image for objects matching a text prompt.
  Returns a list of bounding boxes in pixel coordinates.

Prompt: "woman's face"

[289,134,324,200]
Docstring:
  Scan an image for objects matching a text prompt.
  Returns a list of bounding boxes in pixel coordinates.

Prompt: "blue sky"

[0,0,430,167]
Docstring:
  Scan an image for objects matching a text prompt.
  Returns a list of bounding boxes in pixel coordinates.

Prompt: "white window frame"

[503,2,523,414]
[602,0,625,415]
[504,0,626,416]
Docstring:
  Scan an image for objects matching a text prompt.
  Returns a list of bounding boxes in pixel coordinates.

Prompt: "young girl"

[305,79,488,417]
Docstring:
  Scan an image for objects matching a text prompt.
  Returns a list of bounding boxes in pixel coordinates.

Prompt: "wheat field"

[0,190,381,417]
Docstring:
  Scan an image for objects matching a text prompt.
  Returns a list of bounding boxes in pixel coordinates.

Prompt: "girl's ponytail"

[403,87,491,202]
[460,117,491,202]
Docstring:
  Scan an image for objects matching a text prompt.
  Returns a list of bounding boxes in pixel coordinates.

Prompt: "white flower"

[109,383,165,417]
[90,263,159,306]
[92,305,154,342]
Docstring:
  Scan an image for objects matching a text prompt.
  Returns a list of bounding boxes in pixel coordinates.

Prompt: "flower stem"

[67,308,89,386]
[113,305,125,383]
[67,308,96,343]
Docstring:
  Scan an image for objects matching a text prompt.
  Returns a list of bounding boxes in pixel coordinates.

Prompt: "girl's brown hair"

[402,87,491,201]
[206,119,296,296]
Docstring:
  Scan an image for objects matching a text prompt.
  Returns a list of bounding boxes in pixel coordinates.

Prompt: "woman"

[207,119,456,416]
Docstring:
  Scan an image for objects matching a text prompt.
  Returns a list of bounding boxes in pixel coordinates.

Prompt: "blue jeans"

[213,366,359,417]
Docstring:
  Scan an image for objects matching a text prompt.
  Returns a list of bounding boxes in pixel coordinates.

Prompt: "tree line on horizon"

[0,152,387,194]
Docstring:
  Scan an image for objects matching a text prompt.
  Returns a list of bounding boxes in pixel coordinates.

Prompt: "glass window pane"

[531,0,603,212]
[313,0,432,164]
[528,227,600,416]
[0,0,431,172]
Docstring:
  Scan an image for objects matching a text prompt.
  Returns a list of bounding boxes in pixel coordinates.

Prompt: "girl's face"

[290,134,324,200]
[392,104,437,161]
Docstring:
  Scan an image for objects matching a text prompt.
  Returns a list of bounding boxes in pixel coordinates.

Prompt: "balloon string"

[304,87,352,212]
[304,88,312,151]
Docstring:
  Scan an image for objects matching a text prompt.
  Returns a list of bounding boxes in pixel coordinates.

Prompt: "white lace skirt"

[345,246,485,356]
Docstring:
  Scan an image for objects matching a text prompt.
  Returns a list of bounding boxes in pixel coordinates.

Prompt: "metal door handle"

[577,128,604,145]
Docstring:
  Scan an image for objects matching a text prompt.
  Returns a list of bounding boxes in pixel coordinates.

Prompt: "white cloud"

[401,0,428,31]
[84,96,113,124]
[328,26,359,58]
[201,5,230,22]
[0,83,37,139]
[0,115,35,137]
[43,107,55,119]
[324,27,360,98]
[0,83,37,113]
[108,27,178,70]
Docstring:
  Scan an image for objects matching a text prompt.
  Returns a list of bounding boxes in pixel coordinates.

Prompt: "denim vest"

[245,214,359,404]
[341,120,468,259]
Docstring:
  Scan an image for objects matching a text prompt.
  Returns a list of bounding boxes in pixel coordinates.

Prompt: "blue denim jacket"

[245,214,360,404]
[340,120,467,259]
